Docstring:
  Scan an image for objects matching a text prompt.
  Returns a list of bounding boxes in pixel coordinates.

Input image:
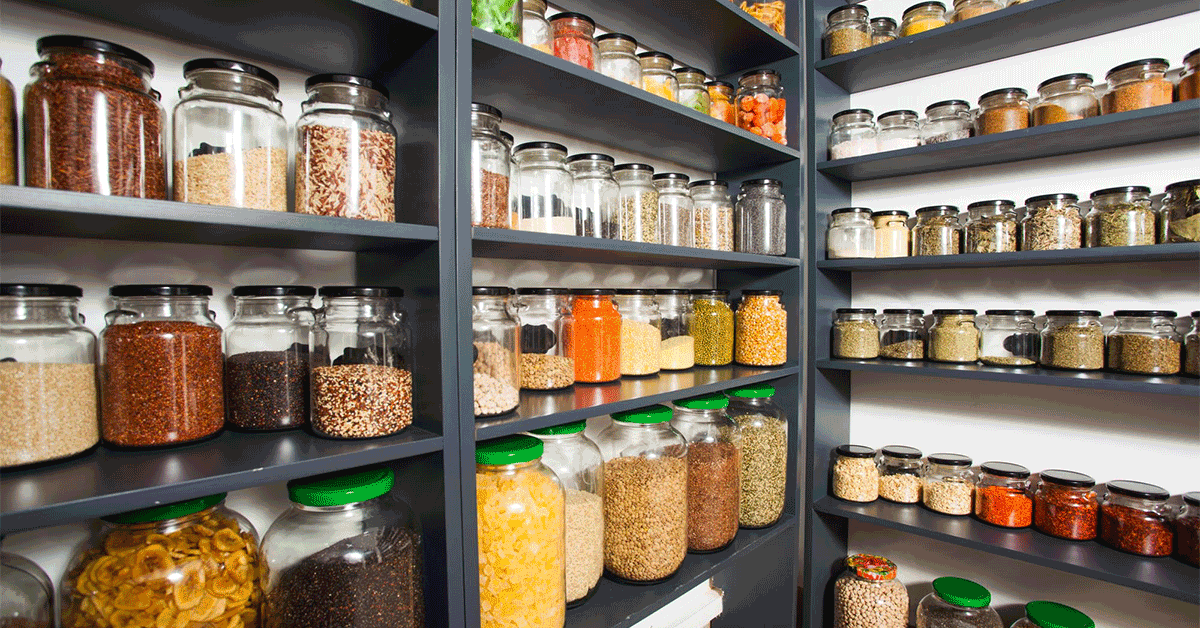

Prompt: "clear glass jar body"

[707,81,737,125]
[829,109,877,160]
[677,69,710,115]
[735,292,788,366]
[736,179,788,255]
[516,144,574,235]
[1033,472,1099,540]
[521,0,552,54]
[727,392,787,527]
[614,292,661,376]
[1032,74,1100,126]
[1163,179,1200,243]
[551,14,597,70]
[224,293,313,431]
[916,590,1003,628]
[871,18,899,45]
[1087,186,1156,247]
[1107,312,1182,375]
[1180,49,1200,101]
[736,70,786,145]
[614,166,659,243]
[1177,494,1200,566]
[173,65,287,211]
[833,561,908,628]
[1041,312,1105,370]
[657,291,694,371]
[655,176,694,248]
[472,0,522,41]
[832,309,880,359]
[976,89,1029,136]
[517,291,574,390]
[928,311,978,363]
[531,430,604,605]
[296,80,397,221]
[671,405,742,552]
[569,156,618,238]
[502,132,518,228]
[471,106,511,228]
[900,3,948,37]
[827,208,876,259]
[965,202,1018,253]
[691,181,735,251]
[1,552,53,628]
[920,101,973,144]
[950,0,1004,22]
[597,35,640,87]
[1100,487,1174,556]
[1186,312,1200,377]
[473,293,521,416]
[1102,59,1172,114]
[879,310,925,360]
[833,445,880,502]
[823,5,871,58]
[921,457,975,515]
[1022,194,1083,250]
[0,61,15,185]
[975,465,1033,528]
[691,292,734,366]
[639,54,678,102]
[912,207,962,256]
[570,293,621,383]
[24,40,166,198]
[876,110,920,152]
[743,1,785,36]
[873,211,910,258]
[978,311,1038,366]
[878,447,923,504]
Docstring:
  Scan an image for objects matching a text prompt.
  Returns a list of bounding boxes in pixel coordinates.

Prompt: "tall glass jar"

[1163,178,1200,243]
[296,74,396,221]
[832,308,880,359]
[310,286,412,438]
[263,467,424,628]
[550,12,597,70]
[900,1,948,37]
[672,393,742,552]
[878,445,923,504]
[0,59,14,185]
[515,141,574,235]
[929,309,979,363]
[871,17,899,45]
[655,173,694,248]
[173,59,287,211]
[873,210,911,258]
[736,69,787,145]
[735,290,788,366]
[833,444,879,502]
[1,552,53,628]
[833,554,909,628]
[691,289,735,367]
[1022,193,1083,250]
[1180,48,1200,101]
[827,207,876,259]
[1011,602,1095,628]
[726,384,787,528]
[691,180,735,251]
[101,285,223,447]
[224,286,315,431]
[921,453,975,515]
[1086,185,1155,247]
[916,577,1003,628]
[657,290,694,371]
[472,0,521,41]
[473,287,520,416]
[516,288,574,390]
[596,34,640,87]
[828,109,878,160]
[920,99,973,144]
[1033,469,1099,541]
[570,289,621,383]
[614,289,661,376]
[950,0,1003,21]
[975,461,1033,528]
[976,88,1029,136]
[476,435,566,627]
[676,67,710,115]
[568,153,619,239]
[879,308,925,360]
[1041,310,1105,371]
[1177,492,1200,566]
[24,35,165,198]
[1107,310,1182,375]
[0,284,98,467]
[521,0,552,54]
[502,130,518,228]
[979,309,1039,367]
[965,199,1018,253]
[471,102,511,229]
[823,4,871,58]
[614,163,659,243]
[707,80,736,125]
[1187,311,1200,377]
[1100,480,1174,557]
[876,109,920,152]
[1032,73,1099,126]
[596,406,688,583]
[912,205,962,256]
[638,52,678,102]
[736,178,788,255]
[1102,58,1172,114]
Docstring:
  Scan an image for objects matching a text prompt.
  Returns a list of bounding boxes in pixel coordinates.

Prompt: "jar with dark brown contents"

[100,285,224,447]
[1033,469,1098,541]
[1186,311,1200,378]
[24,36,165,199]
[1101,58,1173,114]
[224,286,315,431]
[1100,480,1174,557]
[975,88,1029,136]
[1176,492,1200,566]
[0,59,15,185]
[671,393,741,553]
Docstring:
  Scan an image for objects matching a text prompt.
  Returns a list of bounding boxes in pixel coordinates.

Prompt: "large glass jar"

[296,74,396,221]
[871,17,899,45]
[827,207,876,259]
[472,0,521,41]
[965,199,1018,253]
[1187,311,1200,377]
[726,384,787,528]
[833,554,909,628]
[672,393,742,552]
[707,80,736,125]
[614,289,661,377]
[1163,178,1200,243]
[912,205,962,256]
[979,309,1038,367]
[1087,185,1155,247]
[1041,310,1105,370]
[833,444,880,502]
[736,69,786,145]
[832,308,880,359]
[1177,492,1200,566]
[929,309,979,363]
[476,435,566,627]
[471,102,511,229]
[735,290,788,366]
[24,35,165,198]
[829,109,877,160]
[974,461,1032,528]
[550,12,597,70]
[596,406,688,583]
[0,284,98,467]
[614,163,659,243]
[873,210,910,258]
[916,577,1003,628]
[657,289,694,371]
[1032,73,1099,126]
[921,453,975,516]
[0,59,14,185]
[515,142,574,234]
[639,52,678,102]
[596,34,640,87]
[1100,480,1174,557]
[224,286,314,431]
[1011,601,1095,628]
[263,467,424,628]
[736,178,788,255]
[691,289,734,367]
[1102,58,1172,114]
[473,287,521,418]
[310,286,412,438]
[823,4,871,58]
[676,67,710,115]
[516,288,574,390]
[741,1,785,36]
[876,109,920,152]
[880,308,925,360]
[173,59,287,211]
[950,0,1003,22]
[1033,469,1098,541]
[1180,48,1200,102]
[101,285,223,447]
[900,1,948,37]
[691,180,735,251]
[655,173,694,248]
[568,153,618,239]
[1107,310,1182,375]
[1,552,53,628]
[1022,193,1083,251]
[570,290,621,383]
[521,0,551,54]
[878,445,923,504]
[920,100,973,144]
[62,494,264,628]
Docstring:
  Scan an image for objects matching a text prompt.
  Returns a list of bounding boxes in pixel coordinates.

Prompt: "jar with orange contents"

[707,81,736,125]
[736,69,786,145]
[569,289,621,383]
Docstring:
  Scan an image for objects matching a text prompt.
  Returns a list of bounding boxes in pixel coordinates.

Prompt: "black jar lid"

[1091,185,1151,198]
[871,17,898,27]
[967,199,1015,210]
[980,461,1030,479]
[1184,492,1200,507]
[828,4,868,19]
[836,444,875,459]
[740,68,780,81]
[1037,73,1093,91]
[689,179,727,188]
[691,288,730,297]
[871,210,910,218]
[596,33,638,46]
[318,286,404,298]
[472,286,512,296]
[614,162,654,172]
[37,35,155,74]
[655,289,691,295]
[1040,469,1096,488]
[916,205,959,214]
[1167,179,1200,192]
[883,308,923,314]
[305,73,389,100]
[927,452,972,467]
[515,141,567,154]
[836,307,876,314]
[1,283,83,297]
[231,285,316,297]
[979,87,1027,101]
[742,289,782,296]
[471,102,502,119]
[926,99,969,111]
[637,51,674,62]
[831,207,872,216]
[933,308,976,315]
[878,109,918,120]
[1106,480,1169,501]
[1106,58,1170,77]
[548,11,595,26]
[572,288,615,296]
[1193,311,1200,318]
[1112,310,1176,318]
[833,108,874,119]
[653,172,690,182]
[110,285,212,297]
[183,58,279,89]
[613,288,656,295]
[499,131,514,143]
[1045,310,1102,317]
[881,445,922,459]
[515,287,570,295]
[674,66,705,76]
[1025,192,1078,205]
[903,1,946,15]
[741,178,782,187]
[566,153,614,164]
[704,80,734,90]
[984,309,1035,316]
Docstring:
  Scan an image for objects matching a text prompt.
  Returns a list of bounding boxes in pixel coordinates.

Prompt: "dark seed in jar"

[225,344,309,430]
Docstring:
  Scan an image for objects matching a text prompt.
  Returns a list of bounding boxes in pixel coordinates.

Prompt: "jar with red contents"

[570,289,621,384]
[550,12,598,71]
[1033,469,1098,541]
[1176,492,1200,566]
[974,461,1032,528]
[735,69,786,146]
[1099,480,1174,557]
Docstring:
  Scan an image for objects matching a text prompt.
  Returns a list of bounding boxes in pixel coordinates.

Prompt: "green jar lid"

[932,576,992,608]
[288,467,395,507]
[530,420,587,436]
[675,392,729,410]
[103,493,226,524]
[477,435,543,465]
[1025,601,1095,628]
[727,383,776,398]
[611,404,674,424]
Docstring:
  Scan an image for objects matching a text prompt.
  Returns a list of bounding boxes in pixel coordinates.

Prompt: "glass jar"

[916,577,1003,628]
[471,102,511,229]
[1,552,53,628]
[515,141,574,235]
[871,17,899,45]
[62,494,264,628]
[173,59,287,211]
[876,109,920,152]
[833,554,909,628]
[101,285,223,447]
[741,1,785,36]
[1041,310,1105,370]
[655,173,694,248]
[639,52,678,102]
[1162,178,1200,243]
[726,384,788,528]
[296,74,396,221]
[1180,48,1200,101]
[501,130,518,228]
[1022,193,1083,250]
[614,163,659,243]
[529,422,604,606]
[878,445,923,504]
[595,406,688,583]
[476,435,566,627]
[614,289,661,377]
[516,288,574,390]
[568,153,619,239]
[832,308,880,359]
[974,461,1032,528]
[823,4,871,58]
[596,34,640,87]
[570,289,621,383]
[1033,469,1099,541]
[24,35,165,198]
[950,0,1003,21]
[1011,601,1095,628]
[827,207,876,259]
[880,308,926,360]
[521,0,552,54]
[736,69,787,145]
[1099,480,1174,557]
[873,210,911,258]
[735,290,788,367]
[978,309,1038,367]
[672,393,742,553]
[224,286,315,431]
[965,199,1018,253]
[1102,58,1172,114]
[912,205,962,256]
[472,0,521,41]
[1177,492,1200,566]
[833,444,879,502]
[707,80,737,125]
[550,12,597,70]
[1032,73,1100,126]
[736,178,788,255]
[976,88,1029,135]
[657,290,694,371]
[900,1,948,37]
[920,99,973,144]
[691,180,735,251]
[263,467,424,628]
[310,286,413,438]
[0,284,98,467]
[691,289,735,367]
[0,59,14,185]
[1187,311,1200,377]
[473,287,521,417]
[921,453,975,515]
[676,67,710,115]
[1086,185,1155,247]
[1107,310,1182,375]
[929,309,979,363]
[828,109,877,160]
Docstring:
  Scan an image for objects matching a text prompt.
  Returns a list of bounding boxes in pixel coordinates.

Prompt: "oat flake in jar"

[735,289,787,366]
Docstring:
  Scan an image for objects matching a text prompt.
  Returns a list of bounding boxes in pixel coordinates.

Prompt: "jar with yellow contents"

[900,1,948,37]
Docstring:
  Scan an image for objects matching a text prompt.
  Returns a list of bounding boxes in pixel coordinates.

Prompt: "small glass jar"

[311,286,413,438]
[978,309,1039,367]
[965,199,1018,253]
[639,52,679,102]
[1100,480,1174,557]
[614,163,659,243]
[476,435,566,626]
[823,4,872,58]
[900,1,948,37]
[471,102,511,229]
[833,554,909,628]
[263,467,425,628]
[473,287,521,416]
[873,210,911,258]
[912,205,962,256]
[1032,73,1100,126]
[1011,601,1095,628]
[828,108,877,160]
[922,453,975,515]
[521,0,552,54]
[0,59,14,185]
[876,109,920,152]
[101,285,223,447]
[916,577,1003,628]
[1162,178,1200,243]
[1179,48,1200,102]
[173,59,287,211]
[515,141,574,235]
[950,0,1004,22]
[1107,310,1182,375]
[929,309,979,363]
[676,67,710,115]
[224,286,314,431]
[691,289,735,367]
[833,444,879,502]
[657,289,694,371]
[707,80,737,125]
[1041,310,1105,370]
[655,173,695,248]
[976,88,1029,136]
[1086,185,1155,247]
[472,0,521,41]
[1177,492,1200,566]
[691,180,736,251]
[832,308,880,359]
[735,290,788,367]
[921,99,974,144]
[871,17,899,46]
[1033,469,1099,541]
[62,494,264,628]
[736,178,788,255]
[827,207,876,259]
[596,406,688,584]
[516,288,574,390]
[550,12,597,70]
[672,393,742,553]
[726,384,788,528]
[736,69,787,145]
[1186,311,1200,377]
[974,461,1033,528]
[597,34,640,87]
[1102,58,1172,114]
[570,289,621,383]
[741,1,785,36]
[614,289,662,377]
[879,308,926,360]
[568,153,619,239]
[296,74,397,221]
[878,445,923,504]
[1,552,53,628]
[1022,193,1083,250]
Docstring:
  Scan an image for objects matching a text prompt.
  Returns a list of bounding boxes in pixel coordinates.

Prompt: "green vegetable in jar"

[472,0,520,41]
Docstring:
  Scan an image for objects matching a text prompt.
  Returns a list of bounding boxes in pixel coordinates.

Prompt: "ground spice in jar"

[174,147,288,211]
[976,104,1029,135]
[311,364,413,438]
[0,362,98,467]
[692,298,734,366]
[225,346,309,430]
[686,441,741,552]
[975,485,1032,527]
[476,170,511,228]
[833,446,879,503]
[1102,75,1173,114]
[1033,472,1098,541]
[1107,333,1181,375]
[1043,321,1105,370]
[553,29,595,70]
[296,124,396,221]
[603,455,687,582]
[732,413,787,527]
[1100,503,1173,557]
[565,489,604,603]
[833,319,880,359]
[1096,205,1156,246]
[1177,493,1200,566]
[735,294,787,367]
[0,65,15,185]
[1187,333,1199,377]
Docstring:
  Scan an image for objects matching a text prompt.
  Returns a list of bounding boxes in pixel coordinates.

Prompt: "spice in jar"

[1164,179,1200,243]
[871,18,899,46]
[1088,185,1156,247]
[1022,193,1082,251]
[729,389,787,528]
[1041,311,1105,370]
[929,310,979,363]
[965,199,1018,253]
[1107,310,1182,375]
[974,462,1032,528]
[1179,48,1200,102]
[1099,480,1174,557]
[1034,469,1098,541]
[735,290,787,367]
[976,88,1029,136]
[0,60,15,185]
[912,205,961,256]
[1102,58,1173,114]
[873,211,910,258]
[824,5,872,58]
[550,12,596,70]
[1032,73,1100,126]
[832,308,880,359]
[833,444,880,502]
[900,2,948,37]
[880,309,925,360]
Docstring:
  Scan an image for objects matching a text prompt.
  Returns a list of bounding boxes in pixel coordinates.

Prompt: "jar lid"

[499,131,514,143]
[835,307,876,314]
[704,80,734,90]
[927,452,971,466]
[979,87,1027,101]
[566,153,614,164]
[530,420,587,435]
[1106,58,1170,77]
[183,58,279,89]
[883,308,923,314]
[549,11,595,26]
[980,461,1030,479]
[1,283,82,297]
[319,286,404,298]
[1040,469,1095,488]
[691,289,729,297]
[915,205,958,214]
[288,467,394,507]
[572,288,615,296]
[1045,310,1101,317]
[1188,48,1200,62]
[967,199,1016,210]
[926,99,969,111]
[1090,185,1150,198]
[515,141,567,154]
[932,576,991,608]
[1166,179,1200,192]
[984,309,1034,316]
[831,207,872,216]
[933,309,976,315]
[231,285,316,297]
[903,1,946,16]
[742,178,782,188]
[637,51,674,62]
[870,17,898,27]
[612,404,673,424]
[471,102,502,119]
[1184,492,1200,507]
[739,68,780,81]
[881,445,922,459]
[689,179,728,188]
[1024,601,1095,628]
[835,444,875,459]
[614,162,654,172]
[305,73,389,101]
[871,210,909,218]
[656,289,691,295]
[613,288,655,295]
[110,284,213,297]
[473,286,513,296]
[741,289,782,296]
[37,35,155,74]
[596,33,637,46]
[104,493,226,524]
[653,172,690,182]
[476,435,543,465]
[1112,310,1176,318]
[1194,311,1200,318]
[878,109,918,120]
[828,4,868,20]
[833,108,874,119]
[727,383,775,398]
[1106,479,1169,500]
[674,66,705,76]
[516,287,571,295]
[845,554,899,581]
[1037,73,1093,91]
[1025,193,1078,205]
[675,392,729,410]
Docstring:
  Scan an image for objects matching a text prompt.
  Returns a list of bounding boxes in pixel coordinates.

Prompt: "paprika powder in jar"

[569,289,621,383]
[550,12,597,71]
[1033,469,1098,541]
[735,69,786,146]
[974,461,1032,528]
[1099,480,1174,557]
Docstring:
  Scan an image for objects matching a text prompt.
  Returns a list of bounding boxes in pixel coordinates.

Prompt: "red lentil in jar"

[1099,480,1174,557]
[1033,469,1099,541]
[1177,492,1200,566]
[550,12,598,71]
[974,461,1032,528]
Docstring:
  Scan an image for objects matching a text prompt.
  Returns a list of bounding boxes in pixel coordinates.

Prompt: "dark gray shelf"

[814,0,1198,93]
[0,427,443,533]
[816,359,1199,397]
[816,243,1200,270]
[814,497,1199,604]
[816,100,1199,182]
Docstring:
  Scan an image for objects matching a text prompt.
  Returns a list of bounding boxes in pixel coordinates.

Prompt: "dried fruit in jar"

[738,94,787,145]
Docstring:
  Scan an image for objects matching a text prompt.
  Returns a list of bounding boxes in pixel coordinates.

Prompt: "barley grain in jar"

[832,308,880,359]
[921,453,974,516]
[1106,310,1181,375]
[877,445,923,504]
[516,288,574,390]
[823,4,871,58]
[1040,310,1105,371]
[928,309,978,363]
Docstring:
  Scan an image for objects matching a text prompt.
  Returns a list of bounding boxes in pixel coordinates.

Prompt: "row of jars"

[831,444,1199,563]
[824,1,1035,58]
[476,389,789,626]
[0,466,426,628]
[831,307,1199,376]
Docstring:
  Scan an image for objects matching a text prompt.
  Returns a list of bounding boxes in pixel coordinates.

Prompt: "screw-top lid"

[611,405,673,424]
[691,289,730,297]
[828,4,868,20]
[878,109,918,120]
[1112,310,1176,318]
[549,11,595,26]
[881,445,922,459]
[727,383,775,398]
[846,554,899,581]
[530,420,587,436]
[1183,492,1200,507]
[1091,185,1151,198]
[705,80,735,90]
[288,467,394,507]
[871,17,898,27]
[742,178,782,188]
[1024,601,1095,628]
[836,444,875,459]
[979,87,1027,101]
[1040,469,1095,489]
[572,288,615,296]
[516,287,571,295]
[319,286,404,298]
[831,207,872,216]
[740,68,780,81]
[614,163,654,172]
[883,308,923,314]
[473,286,513,296]
[596,33,637,46]
[674,66,705,77]
[833,108,874,119]
[183,58,279,88]
[37,35,155,73]
[933,577,991,608]
[1025,193,1079,205]
[926,99,970,111]
[104,493,226,524]
[1166,179,1200,193]
[741,289,782,296]
[674,392,729,410]
[967,199,1016,210]
[471,102,502,119]
[515,141,568,154]
[1045,310,1102,317]
[904,1,946,16]
[499,131,514,144]
[656,289,691,295]
[1106,58,1170,78]
[637,51,674,62]
[653,172,690,183]
[933,309,976,315]
[984,309,1035,316]
[836,307,876,314]
[476,435,543,465]
[567,153,614,164]
[689,179,728,189]
[1,284,82,297]
[110,285,212,297]
[928,452,972,466]
[1106,480,1169,500]
[980,461,1030,479]
[871,210,909,218]
[305,73,389,100]
[613,288,655,295]
[916,205,959,214]
[231,285,316,297]
[1037,73,1093,91]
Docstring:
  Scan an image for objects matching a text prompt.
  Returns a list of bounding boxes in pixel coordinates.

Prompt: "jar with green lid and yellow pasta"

[823,4,871,58]
[1041,310,1105,370]
[1086,186,1155,247]
[691,289,734,366]
[928,309,979,363]
[900,2,948,37]
[1163,178,1200,243]
[735,290,787,367]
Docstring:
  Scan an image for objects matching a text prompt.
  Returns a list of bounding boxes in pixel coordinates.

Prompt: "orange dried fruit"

[207,575,238,597]
[172,560,206,610]
[132,545,174,581]
[211,528,245,552]
[192,595,227,622]
[223,551,251,584]
[113,585,154,610]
